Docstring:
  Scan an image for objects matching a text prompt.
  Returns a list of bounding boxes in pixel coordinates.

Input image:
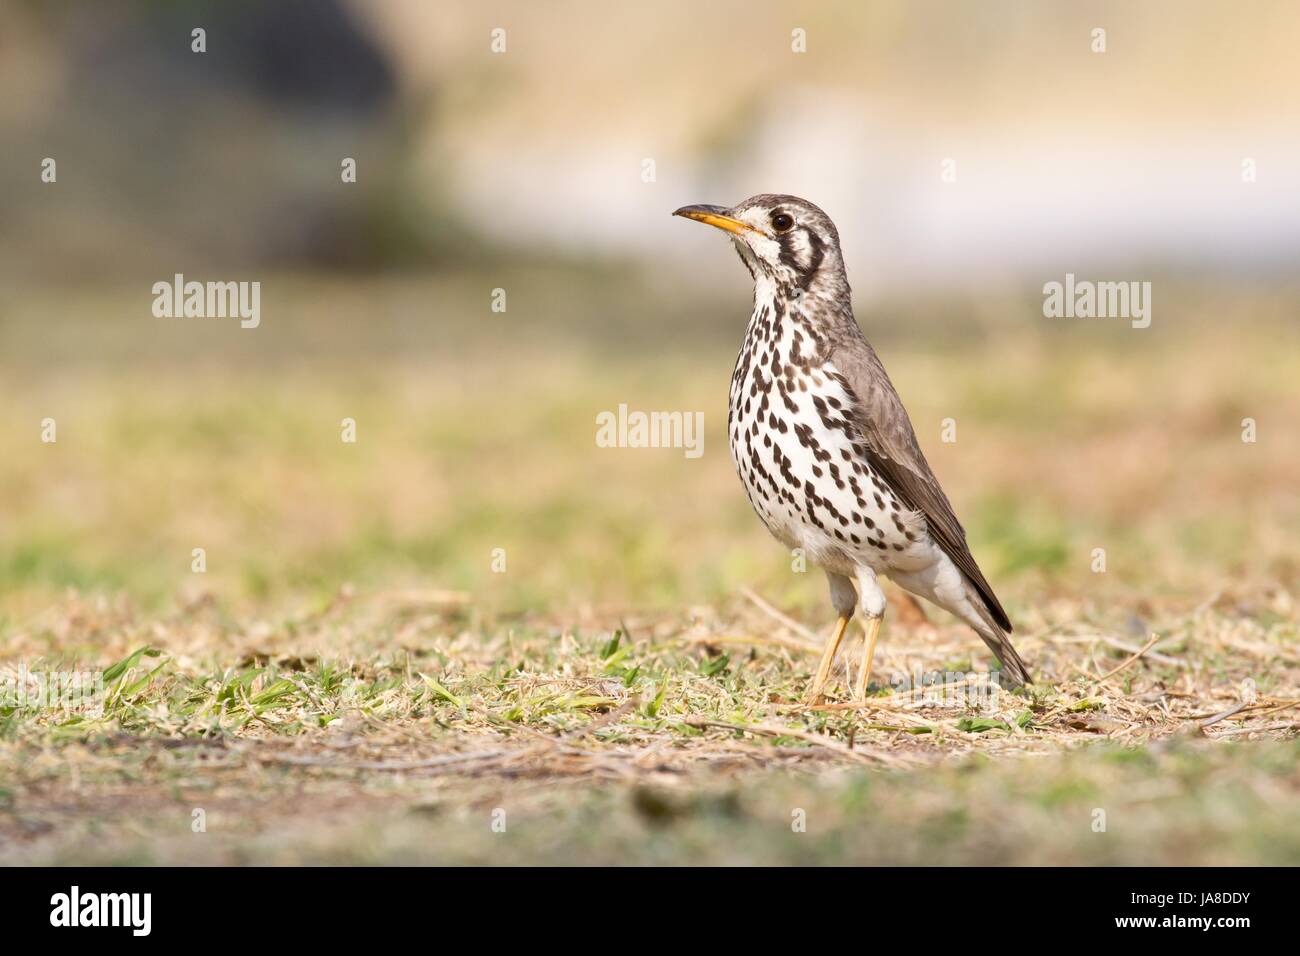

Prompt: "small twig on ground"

[1256,698,1300,718]
[683,716,892,765]
[1100,635,1185,668]
[1191,590,1223,617]
[1199,701,1249,729]
[1096,634,1160,682]
[1208,722,1300,737]
[739,587,821,647]
[1185,698,1300,723]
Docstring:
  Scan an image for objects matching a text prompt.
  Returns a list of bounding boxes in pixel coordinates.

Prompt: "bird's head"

[673,194,847,298]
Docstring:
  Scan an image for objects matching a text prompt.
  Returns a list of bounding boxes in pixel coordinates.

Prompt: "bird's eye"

[771,212,794,233]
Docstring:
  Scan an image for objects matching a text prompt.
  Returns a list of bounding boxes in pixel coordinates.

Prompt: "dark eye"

[771,212,794,233]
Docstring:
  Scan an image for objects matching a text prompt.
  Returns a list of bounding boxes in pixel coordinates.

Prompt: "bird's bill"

[672,204,756,236]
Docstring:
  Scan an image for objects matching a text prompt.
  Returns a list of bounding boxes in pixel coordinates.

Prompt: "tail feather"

[974,622,1031,689]
[888,565,1033,688]
[966,583,1032,688]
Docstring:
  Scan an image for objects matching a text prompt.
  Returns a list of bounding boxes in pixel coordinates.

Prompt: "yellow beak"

[673,204,757,236]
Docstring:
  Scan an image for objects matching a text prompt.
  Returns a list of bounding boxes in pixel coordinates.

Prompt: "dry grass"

[1,578,1296,864]
[1,273,1298,864]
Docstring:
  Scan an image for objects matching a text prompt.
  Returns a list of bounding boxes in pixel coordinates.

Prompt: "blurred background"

[2,0,1297,625]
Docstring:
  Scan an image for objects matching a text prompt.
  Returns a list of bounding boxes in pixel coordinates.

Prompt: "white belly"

[729,347,930,576]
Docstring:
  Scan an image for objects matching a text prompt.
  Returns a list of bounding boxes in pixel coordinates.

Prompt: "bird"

[674,194,1031,702]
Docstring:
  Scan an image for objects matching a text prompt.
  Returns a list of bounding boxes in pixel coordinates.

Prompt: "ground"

[1,270,1298,864]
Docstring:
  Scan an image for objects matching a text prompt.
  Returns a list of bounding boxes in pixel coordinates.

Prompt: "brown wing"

[829,339,1012,633]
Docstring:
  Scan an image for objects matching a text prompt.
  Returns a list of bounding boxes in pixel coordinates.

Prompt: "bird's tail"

[977,625,1031,690]
[967,588,1032,690]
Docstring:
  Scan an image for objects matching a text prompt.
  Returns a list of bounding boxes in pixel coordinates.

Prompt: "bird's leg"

[852,613,884,700]
[805,614,850,704]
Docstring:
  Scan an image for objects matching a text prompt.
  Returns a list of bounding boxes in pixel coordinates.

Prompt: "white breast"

[728,296,930,575]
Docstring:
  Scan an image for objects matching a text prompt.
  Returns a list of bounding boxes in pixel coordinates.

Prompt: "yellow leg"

[852,614,883,700]
[805,615,850,704]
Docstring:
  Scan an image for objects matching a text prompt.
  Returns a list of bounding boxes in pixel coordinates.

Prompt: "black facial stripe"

[777,232,800,273]
[800,229,826,290]
[776,227,826,290]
